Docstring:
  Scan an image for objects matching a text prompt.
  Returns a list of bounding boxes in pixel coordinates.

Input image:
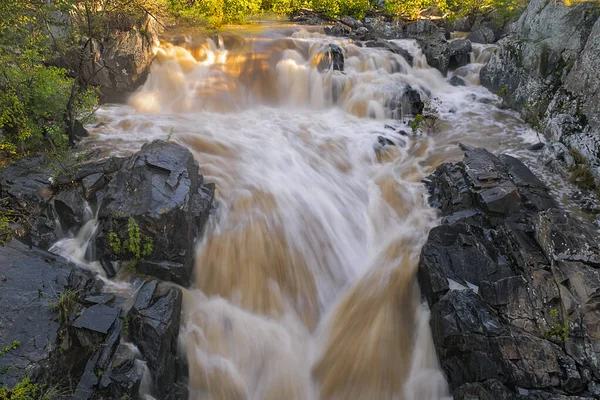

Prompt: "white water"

[75,25,545,400]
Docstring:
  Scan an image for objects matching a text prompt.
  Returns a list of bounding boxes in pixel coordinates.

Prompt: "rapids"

[80,25,543,400]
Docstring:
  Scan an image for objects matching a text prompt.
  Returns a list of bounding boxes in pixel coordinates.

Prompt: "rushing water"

[77,24,545,399]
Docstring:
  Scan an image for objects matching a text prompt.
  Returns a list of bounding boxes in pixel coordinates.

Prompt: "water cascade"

[82,25,541,400]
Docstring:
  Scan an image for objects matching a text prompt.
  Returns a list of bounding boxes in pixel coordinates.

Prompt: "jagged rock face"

[0,239,187,399]
[419,148,600,399]
[96,140,214,286]
[480,0,600,167]
[60,14,161,101]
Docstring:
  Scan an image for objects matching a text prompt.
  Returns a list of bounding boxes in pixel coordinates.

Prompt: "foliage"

[50,289,79,323]
[0,0,98,159]
[410,114,423,133]
[569,149,596,191]
[108,217,153,262]
[544,308,570,343]
[109,231,123,255]
[0,340,20,358]
[0,378,66,400]
[0,209,13,244]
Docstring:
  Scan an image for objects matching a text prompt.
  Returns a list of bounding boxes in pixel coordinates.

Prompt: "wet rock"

[420,147,600,398]
[386,85,425,119]
[406,20,440,36]
[325,22,353,37]
[468,27,496,44]
[317,44,345,72]
[71,120,90,141]
[377,135,395,147]
[54,186,88,232]
[449,75,467,86]
[73,304,119,335]
[137,260,190,286]
[98,140,213,286]
[128,280,182,398]
[416,36,450,75]
[0,155,52,204]
[528,142,545,151]
[363,39,414,66]
[448,39,472,70]
[0,240,70,388]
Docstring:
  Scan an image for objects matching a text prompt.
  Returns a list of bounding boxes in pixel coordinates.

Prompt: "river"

[78,24,544,400]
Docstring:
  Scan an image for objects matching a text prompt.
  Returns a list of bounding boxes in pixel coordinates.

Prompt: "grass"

[50,289,79,323]
[568,148,597,191]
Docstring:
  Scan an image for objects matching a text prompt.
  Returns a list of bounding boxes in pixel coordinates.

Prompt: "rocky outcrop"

[0,140,210,397]
[0,240,185,399]
[324,17,474,76]
[419,148,600,399]
[1,140,213,286]
[480,0,600,169]
[58,13,161,101]
[95,140,214,286]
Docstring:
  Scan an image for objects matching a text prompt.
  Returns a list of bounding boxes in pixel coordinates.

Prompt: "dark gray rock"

[137,260,190,286]
[0,240,70,387]
[73,304,119,335]
[97,140,213,286]
[128,280,183,398]
[386,85,425,119]
[449,75,467,86]
[448,39,472,70]
[363,39,413,66]
[420,148,600,397]
[54,187,88,232]
[317,44,344,72]
[468,27,496,44]
[0,155,52,204]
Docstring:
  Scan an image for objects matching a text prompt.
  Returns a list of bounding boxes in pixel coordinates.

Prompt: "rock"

[449,75,467,86]
[448,39,472,70]
[468,27,496,44]
[325,22,352,37]
[137,260,190,286]
[317,44,344,72]
[73,304,119,335]
[539,142,576,176]
[417,36,450,75]
[363,39,414,66]
[386,85,425,119]
[406,20,440,36]
[71,120,90,141]
[54,186,89,232]
[63,14,160,101]
[0,240,70,388]
[480,0,600,167]
[128,280,183,398]
[420,147,600,398]
[0,155,52,204]
[377,136,395,147]
[98,140,213,286]
[528,142,545,151]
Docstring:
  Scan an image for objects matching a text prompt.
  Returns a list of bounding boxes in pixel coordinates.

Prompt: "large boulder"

[97,140,214,286]
[59,14,161,101]
[420,148,600,398]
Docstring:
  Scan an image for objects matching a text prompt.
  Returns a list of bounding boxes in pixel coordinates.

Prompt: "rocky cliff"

[481,0,600,172]
[420,147,600,399]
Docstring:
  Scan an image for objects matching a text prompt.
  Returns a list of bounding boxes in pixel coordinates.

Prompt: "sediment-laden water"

[74,24,544,400]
